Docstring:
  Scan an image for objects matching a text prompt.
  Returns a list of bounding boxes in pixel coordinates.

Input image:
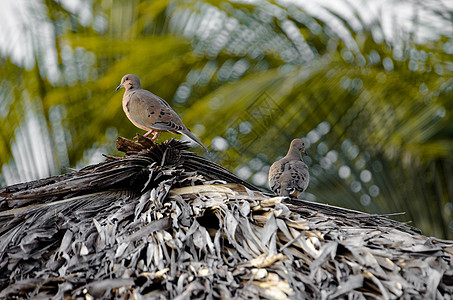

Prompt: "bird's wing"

[126,90,186,132]
[268,161,284,193]
[152,119,186,132]
[126,90,208,151]
[269,160,309,196]
[289,160,309,192]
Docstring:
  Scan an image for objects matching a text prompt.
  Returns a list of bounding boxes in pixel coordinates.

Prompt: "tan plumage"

[268,139,309,198]
[116,74,209,151]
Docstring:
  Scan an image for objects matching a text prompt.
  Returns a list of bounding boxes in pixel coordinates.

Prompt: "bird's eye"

[125,77,129,81]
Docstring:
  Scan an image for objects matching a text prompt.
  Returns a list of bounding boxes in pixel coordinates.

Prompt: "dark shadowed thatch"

[0,137,452,299]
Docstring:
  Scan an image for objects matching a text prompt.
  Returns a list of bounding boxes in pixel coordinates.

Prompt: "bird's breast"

[122,93,133,114]
[122,93,151,131]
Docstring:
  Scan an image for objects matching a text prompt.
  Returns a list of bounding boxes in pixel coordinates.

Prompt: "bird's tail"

[279,182,298,198]
[279,189,290,197]
[279,182,290,197]
[181,129,209,152]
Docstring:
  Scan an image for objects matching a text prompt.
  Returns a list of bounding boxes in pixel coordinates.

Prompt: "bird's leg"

[143,129,154,138]
[151,131,160,141]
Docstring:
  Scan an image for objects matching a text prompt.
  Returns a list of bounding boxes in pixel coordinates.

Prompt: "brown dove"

[116,74,209,151]
[268,139,309,198]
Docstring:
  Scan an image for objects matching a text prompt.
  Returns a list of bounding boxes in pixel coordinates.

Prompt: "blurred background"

[1,0,452,238]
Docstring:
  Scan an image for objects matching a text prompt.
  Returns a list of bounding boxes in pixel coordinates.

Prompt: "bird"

[268,139,309,198]
[116,74,209,151]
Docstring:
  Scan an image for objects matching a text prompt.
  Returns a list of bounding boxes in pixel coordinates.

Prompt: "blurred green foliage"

[1,0,452,238]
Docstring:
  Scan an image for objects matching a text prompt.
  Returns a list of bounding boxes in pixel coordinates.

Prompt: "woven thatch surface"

[0,137,452,299]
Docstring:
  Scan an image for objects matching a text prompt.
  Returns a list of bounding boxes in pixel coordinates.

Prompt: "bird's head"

[116,74,141,92]
[290,138,308,156]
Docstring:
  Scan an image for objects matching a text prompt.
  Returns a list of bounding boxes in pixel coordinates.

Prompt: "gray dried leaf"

[0,138,451,299]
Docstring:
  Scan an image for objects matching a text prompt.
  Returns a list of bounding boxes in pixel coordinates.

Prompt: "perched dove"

[268,139,309,198]
[116,74,209,151]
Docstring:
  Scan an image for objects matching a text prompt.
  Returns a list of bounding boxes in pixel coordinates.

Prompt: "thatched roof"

[1,137,452,299]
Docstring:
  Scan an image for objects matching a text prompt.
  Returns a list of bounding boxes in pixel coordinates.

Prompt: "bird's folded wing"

[127,91,186,131]
[152,120,185,132]
[292,161,309,190]
[268,164,282,191]
[126,93,160,128]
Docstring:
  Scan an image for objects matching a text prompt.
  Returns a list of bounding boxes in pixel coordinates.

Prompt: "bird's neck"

[286,149,301,160]
[126,86,140,92]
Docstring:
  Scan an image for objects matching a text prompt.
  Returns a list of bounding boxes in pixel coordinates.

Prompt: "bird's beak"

[115,84,122,91]
[303,149,308,156]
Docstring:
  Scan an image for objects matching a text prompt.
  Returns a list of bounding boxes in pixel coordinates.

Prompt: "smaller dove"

[268,139,309,198]
[116,74,209,151]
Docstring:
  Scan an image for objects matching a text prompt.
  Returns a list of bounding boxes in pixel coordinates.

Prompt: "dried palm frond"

[0,137,451,298]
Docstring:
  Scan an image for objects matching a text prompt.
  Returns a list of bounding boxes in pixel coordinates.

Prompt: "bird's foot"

[130,134,139,143]
[137,130,160,141]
